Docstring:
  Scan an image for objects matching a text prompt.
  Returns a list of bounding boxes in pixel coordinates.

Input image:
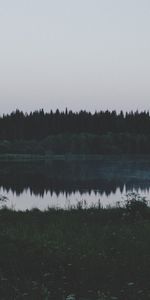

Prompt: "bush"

[124,192,148,218]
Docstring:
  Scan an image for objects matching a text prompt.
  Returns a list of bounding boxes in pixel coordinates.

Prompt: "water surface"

[0,156,150,210]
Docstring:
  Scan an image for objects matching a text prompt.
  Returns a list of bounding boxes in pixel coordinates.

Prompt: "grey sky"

[0,0,150,113]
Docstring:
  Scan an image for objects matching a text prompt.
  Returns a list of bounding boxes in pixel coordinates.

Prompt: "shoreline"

[0,153,150,162]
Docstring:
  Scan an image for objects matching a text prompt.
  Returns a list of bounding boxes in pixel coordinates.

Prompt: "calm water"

[1,156,150,210]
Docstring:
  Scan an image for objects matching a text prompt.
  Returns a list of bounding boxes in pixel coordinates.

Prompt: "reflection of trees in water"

[0,179,122,196]
[0,160,150,196]
[1,179,150,197]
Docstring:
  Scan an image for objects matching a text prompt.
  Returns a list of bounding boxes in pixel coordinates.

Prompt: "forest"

[0,109,150,154]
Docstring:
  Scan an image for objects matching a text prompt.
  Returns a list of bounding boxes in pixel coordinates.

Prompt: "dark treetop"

[1,109,150,154]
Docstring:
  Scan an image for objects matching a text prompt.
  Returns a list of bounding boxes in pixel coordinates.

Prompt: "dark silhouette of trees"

[0,109,150,139]
[0,109,150,154]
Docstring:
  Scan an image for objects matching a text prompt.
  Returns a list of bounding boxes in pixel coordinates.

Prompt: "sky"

[0,0,150,114]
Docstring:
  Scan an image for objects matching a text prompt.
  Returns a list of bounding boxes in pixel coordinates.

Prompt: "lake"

[1,156,150,210]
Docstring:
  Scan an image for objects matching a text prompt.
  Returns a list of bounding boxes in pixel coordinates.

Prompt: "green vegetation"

[1,110,150,155]
[0,199,150,299]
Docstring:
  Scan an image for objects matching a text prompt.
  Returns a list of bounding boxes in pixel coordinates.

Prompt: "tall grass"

[0,204,150,299]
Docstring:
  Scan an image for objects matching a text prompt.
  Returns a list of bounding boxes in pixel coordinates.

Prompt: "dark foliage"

[1,109,150,154]
[124,192,148,218]
[0,109,150,139]
[0,208,150,299]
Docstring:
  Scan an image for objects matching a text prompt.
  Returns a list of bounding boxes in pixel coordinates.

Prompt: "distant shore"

[0,153,150,162]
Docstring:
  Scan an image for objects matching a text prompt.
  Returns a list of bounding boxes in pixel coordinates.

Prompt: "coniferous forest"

[1,109,150,154]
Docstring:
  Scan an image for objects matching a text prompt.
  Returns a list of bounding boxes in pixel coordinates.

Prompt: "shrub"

[124,192,148,218]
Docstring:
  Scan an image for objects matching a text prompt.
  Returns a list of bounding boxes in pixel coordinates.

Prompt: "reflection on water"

[0,157,150,210]
[2,186,150,211]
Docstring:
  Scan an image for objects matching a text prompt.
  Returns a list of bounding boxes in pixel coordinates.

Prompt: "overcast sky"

[0,0,150,114]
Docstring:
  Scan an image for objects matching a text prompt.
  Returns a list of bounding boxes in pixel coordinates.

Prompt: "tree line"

[0,109,150,140]
[0,109,150,154]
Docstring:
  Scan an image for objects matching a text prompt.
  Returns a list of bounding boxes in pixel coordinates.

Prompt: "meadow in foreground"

[0,197,150,299]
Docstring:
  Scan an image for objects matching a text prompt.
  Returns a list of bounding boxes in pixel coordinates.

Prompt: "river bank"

[0,207,150,299]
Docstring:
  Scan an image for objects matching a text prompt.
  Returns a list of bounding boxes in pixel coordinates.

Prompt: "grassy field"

[0,207,150,299]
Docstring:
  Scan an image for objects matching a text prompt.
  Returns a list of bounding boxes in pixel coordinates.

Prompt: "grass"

[0,206,150,299]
